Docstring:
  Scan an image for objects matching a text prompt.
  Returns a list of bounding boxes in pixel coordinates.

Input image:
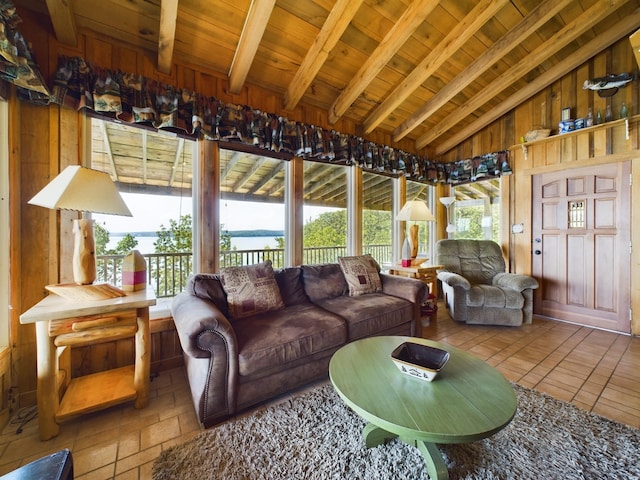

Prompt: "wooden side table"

[387,263,443,301]
[20,288,156,440]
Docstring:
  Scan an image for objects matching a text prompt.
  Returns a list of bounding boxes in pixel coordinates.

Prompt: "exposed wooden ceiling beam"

[44,0,77,47]
[434,12,640,155]
[169,138,185,186]
[362,0,508,134]
[158,0,179,74]
[141,130,148,183]
[228,0,276,94]
[234,157,266,191]
[327,0,439,125]
[100,122,118,182]
[393,0,573,143]
[283,0,364,110]
[417,0,629,149]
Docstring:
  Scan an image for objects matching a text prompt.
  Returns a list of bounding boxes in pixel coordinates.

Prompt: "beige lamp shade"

[396,200,435,259]
[396,200,436,222]
[28,165,132,216]
[29,166,132,285]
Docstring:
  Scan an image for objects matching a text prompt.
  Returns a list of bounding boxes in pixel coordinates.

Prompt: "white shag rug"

[153,383,640,479]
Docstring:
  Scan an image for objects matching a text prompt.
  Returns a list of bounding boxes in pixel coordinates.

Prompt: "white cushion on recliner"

[467,284,524,309]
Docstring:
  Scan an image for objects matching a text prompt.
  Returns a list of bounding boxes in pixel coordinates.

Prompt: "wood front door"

[532,162,630,333]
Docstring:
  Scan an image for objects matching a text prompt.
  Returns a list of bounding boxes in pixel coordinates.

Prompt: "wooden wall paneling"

[632,156,640,335]
[512,162,532,276]
[115,46,140,75]
[116,337,135,369]
[85,36,113,69]
[592,51,609,158]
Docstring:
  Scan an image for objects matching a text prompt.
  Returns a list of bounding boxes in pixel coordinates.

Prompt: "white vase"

[401,237,412,260]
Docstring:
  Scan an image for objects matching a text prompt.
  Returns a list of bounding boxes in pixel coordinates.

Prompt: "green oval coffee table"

[329,336,517,480]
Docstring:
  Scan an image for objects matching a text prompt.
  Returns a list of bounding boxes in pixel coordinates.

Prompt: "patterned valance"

[50,55,511,185]
[0,1,49,102]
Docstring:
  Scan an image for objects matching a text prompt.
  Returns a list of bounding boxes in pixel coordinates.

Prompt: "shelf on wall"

[511,115,637,160]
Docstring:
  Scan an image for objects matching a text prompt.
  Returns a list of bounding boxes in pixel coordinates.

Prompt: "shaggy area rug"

[153,383,640,479]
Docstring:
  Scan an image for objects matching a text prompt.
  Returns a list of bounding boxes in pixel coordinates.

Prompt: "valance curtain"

[50,55,511,186]
[0,0,49,102]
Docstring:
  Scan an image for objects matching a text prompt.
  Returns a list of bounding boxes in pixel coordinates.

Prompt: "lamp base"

[72,219,96,285]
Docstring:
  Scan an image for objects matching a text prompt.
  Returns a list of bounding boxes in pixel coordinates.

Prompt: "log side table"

[387,263,443,301]
[20,288,156,440]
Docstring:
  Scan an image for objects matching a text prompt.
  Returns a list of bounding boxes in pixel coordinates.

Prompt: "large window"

[219,148,286,267]
[90,118,195,299]
[362,171,392,265]
[303,161,347,264]
[451,179,500,241]
[406,179,436,260]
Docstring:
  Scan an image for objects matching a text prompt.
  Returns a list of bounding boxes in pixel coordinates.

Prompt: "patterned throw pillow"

[220,260,285,320]
[338,254,382,297]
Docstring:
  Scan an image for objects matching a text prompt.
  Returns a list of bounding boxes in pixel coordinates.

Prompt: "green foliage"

[154,214,192,253]
[303,209,392,247]
[362,210,392,245]
[94,222,110,256]
[94,222,138,255]
[303,210,347,247]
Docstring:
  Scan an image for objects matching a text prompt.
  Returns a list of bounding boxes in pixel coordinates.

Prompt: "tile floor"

[0,305,638,479]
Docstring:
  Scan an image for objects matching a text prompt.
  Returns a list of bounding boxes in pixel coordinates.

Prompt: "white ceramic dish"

[391,342,450,382]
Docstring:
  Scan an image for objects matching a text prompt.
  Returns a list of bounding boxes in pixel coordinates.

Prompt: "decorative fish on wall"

[582,72,634,97]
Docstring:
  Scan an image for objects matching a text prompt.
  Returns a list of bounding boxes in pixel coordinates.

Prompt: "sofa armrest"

[380,273,426,305]
[437,271,471,290]
[493,273,539,292]
[171,291,238,359]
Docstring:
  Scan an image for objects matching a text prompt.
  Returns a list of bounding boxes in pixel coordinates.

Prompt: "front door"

[532,162,630,333]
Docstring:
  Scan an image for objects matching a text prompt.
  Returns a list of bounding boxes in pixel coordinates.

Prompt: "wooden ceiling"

[16,0,640,156]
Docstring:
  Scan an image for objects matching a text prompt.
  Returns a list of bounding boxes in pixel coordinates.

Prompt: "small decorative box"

[122,250,147,291]
[391,342,450,382]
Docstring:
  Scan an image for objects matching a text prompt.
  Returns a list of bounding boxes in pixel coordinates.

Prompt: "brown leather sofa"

[171,262,426,427]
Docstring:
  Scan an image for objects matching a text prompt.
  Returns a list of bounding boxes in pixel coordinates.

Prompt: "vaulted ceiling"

[16,0,640,157]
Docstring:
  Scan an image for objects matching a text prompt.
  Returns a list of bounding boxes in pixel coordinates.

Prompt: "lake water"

[106,235,281,254]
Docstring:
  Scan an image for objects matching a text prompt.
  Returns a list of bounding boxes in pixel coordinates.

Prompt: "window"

[406,179,436,259]
[362,171,392,264]
[89,118,195,300]
[451,178,500,241]
[219,148,286,267]
[303,160,347,264]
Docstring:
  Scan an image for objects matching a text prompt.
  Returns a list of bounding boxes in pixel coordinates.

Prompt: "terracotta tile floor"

[0,305,638,478]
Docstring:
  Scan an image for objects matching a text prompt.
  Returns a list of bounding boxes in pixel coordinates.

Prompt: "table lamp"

[28,166,132,285]
[396,200,435,262]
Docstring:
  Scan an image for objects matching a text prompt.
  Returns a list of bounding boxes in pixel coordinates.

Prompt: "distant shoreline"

[111,229,284,238]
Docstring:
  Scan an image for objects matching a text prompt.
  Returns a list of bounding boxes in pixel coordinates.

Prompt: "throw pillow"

[220,260,285,320]
[338,254,382,297]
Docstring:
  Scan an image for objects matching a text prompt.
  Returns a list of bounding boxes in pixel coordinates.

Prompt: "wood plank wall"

[8,7,640,413]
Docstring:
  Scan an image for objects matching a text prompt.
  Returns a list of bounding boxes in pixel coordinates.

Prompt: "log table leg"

[35,321,60,441]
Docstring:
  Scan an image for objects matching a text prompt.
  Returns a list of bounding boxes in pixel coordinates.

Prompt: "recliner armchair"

[436,239,538,326]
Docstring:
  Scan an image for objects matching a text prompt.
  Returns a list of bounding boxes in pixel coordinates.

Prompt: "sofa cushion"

[314,293,412,341]
[232,303,347,377]
[187,273,229,317]
[338,254,382,296]
[467,284,524,309]
[300,263,348,302]
[220,260,285,320]
[275,267,309,306]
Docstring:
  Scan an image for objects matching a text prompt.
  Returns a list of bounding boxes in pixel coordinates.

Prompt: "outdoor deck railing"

[96,244,392,298]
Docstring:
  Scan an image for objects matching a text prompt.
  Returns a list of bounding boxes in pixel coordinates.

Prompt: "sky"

[93,192,333,234]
